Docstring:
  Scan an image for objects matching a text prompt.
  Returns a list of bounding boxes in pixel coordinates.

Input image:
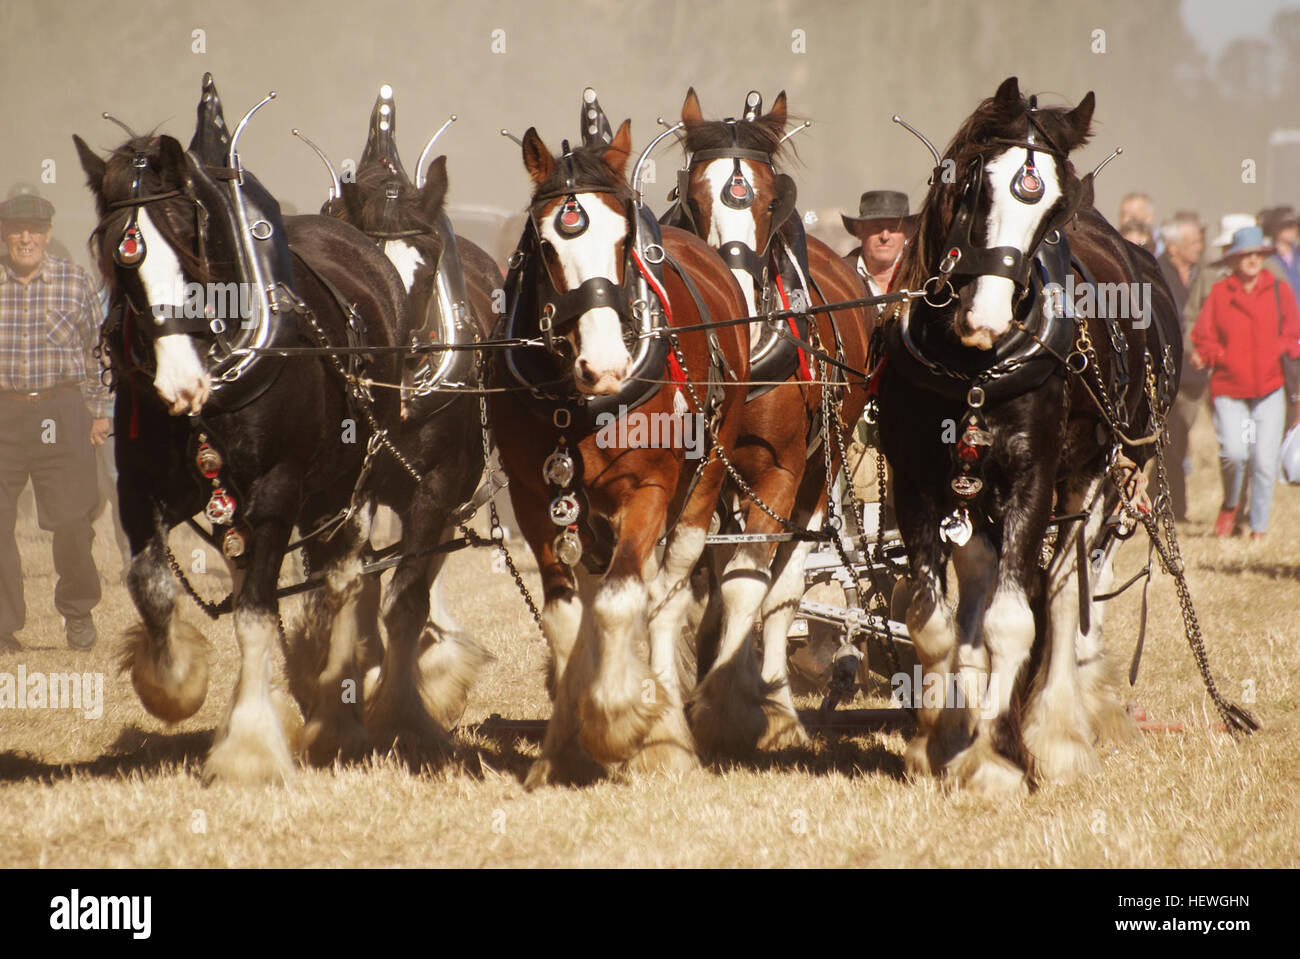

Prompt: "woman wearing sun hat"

[1190,225,1300,539]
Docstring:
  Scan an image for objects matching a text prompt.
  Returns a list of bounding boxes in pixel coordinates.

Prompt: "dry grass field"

[2,412,1297,868]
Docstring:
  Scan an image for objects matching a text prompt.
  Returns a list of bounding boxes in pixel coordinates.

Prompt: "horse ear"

[522,127,555,185]
[994,76,1021,104]
[768,90,788,128]
[73,135,106,194]
[603,119,633,178]
[1065,91,1096,147]
[420,154,449,219]
[157,135,189,185]
[682,87,703,126]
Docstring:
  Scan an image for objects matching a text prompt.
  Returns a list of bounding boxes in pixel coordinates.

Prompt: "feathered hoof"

[1024,721,1101,787]
[757,703,811,750]
[577,689,662,766]
[626,705,699,776]
[947,741,1027,797]
[365,689,453,758]
[688,661,769,759]
[301,707,369,767]
[1085,690,1140,747]
[120,620,210,723]
[524,737,605,790]
[202,718,296,787]
[417,629,494,731]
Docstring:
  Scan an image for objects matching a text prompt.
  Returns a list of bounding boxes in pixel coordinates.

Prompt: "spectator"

[840,190,917,300]
[1190,226,1300,540]
[1120,218,1154,253]
[0,192,108,652]
[1158,211,1205,519]
[1260,205,1300,312]
[1120,191,1163,256]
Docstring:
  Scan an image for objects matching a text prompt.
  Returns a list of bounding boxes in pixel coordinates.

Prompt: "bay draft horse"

[285,84,504,761]
[881,77,1183,793]
[664,89,873,756]
[489,119,750,787]
[74,75,460,783]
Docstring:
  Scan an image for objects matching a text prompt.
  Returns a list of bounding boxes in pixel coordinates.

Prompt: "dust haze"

[4,0,1296,271]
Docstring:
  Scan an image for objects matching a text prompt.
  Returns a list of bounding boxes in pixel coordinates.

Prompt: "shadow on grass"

[0,726,212,784]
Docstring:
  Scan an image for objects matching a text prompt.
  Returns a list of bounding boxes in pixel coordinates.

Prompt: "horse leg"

[947,521,1043,797]
[297,507,373,766]
[578,485,677,772]
[755,507,823,749]
[643,523,706,768]
[203,507,297,785]
[1022,475,1112,784]
[412,543,492,730]
[120,503,210,725]
[901,565,961,778]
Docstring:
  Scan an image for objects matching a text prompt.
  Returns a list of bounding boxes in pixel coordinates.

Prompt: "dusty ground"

[1,412,1297,867]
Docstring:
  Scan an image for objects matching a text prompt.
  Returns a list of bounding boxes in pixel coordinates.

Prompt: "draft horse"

[74,75,455,782]
[880,76,1195,793]
[662,89,874,755]
[287,84,505,758]
[489,108,751,787]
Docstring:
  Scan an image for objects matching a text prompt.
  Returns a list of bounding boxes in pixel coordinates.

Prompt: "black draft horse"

[287,84,504,762]
[75,76,466,783]
[881,77,1189,793]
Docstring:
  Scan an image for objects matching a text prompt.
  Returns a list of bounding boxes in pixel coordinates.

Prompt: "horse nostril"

[575,358,594,384]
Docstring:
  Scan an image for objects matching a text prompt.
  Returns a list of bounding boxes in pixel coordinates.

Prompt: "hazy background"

[5,0,1299,271]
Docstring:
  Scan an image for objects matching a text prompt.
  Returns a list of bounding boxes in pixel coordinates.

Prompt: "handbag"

[1276,282,1300,401]
[1282,422,1300,485]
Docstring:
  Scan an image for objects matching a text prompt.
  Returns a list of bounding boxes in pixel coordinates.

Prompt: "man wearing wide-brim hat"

[1190,225,1300,540]
[0,190,109,652]
[841,190,918,300]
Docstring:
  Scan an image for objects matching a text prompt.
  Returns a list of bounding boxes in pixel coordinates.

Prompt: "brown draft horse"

[489,119,751,787]
[663,89,874,756]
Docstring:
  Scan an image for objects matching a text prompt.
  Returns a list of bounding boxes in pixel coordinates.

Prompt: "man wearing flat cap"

[841,190,918,302]
[0,191,110,652]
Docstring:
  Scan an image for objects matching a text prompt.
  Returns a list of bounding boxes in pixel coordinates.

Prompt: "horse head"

[334,85,450,296]
[520,118,636,396]
[906,76,1095,350]
[74,73,291,415]
[675,88,798,316]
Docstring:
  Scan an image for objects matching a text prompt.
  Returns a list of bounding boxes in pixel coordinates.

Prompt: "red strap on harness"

[631,248,687,394]
[774,273,811,382]
[866,352,888,397]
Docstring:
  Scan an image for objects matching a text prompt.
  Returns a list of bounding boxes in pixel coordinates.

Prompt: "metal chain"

[1106,356,1258,735]
[667,331,799,531]
[817,336,904,679]
[470,348,542,631]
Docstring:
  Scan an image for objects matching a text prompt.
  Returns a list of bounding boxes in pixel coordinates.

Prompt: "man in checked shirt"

[0,192,110,652]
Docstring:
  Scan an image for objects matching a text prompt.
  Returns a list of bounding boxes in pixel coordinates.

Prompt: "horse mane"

[532,141,634,203]
[89,135,219,285]
[895,89,1090,293]
[681,114,793,169]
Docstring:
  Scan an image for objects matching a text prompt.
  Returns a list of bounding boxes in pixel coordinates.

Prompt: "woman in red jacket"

[1191,226,1300,539]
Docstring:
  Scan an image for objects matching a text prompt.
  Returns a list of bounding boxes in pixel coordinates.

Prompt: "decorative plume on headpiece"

[361,84,409,181]
[580,87,613,147]
[188,72,231,165]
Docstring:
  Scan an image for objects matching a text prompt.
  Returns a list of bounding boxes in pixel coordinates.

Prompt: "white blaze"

[963,149,1061,347]
[382,239,425,294]
[135,209,211,414]
[538,194,629,391]
[701,158,761,326]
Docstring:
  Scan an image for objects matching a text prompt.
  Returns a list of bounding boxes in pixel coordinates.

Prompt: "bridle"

[932,97,1084,302]
[525,141,640,359]
[676,119,797,286]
